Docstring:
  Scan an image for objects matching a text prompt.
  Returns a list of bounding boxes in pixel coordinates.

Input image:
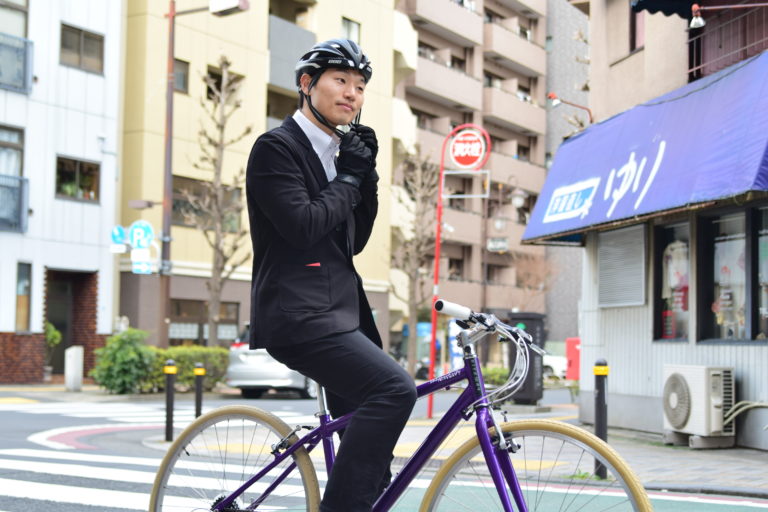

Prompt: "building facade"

[0,0,124,382]
[391,0,549,357]
[120,0,406,348]
[526,0,768,449]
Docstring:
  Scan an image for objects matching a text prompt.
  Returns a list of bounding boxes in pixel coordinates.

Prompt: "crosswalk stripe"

[0,477,150,510]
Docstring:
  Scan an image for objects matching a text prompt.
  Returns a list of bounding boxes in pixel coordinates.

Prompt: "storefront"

[524,51,768,449]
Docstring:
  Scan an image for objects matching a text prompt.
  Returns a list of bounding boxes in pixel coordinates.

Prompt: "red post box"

[565,337,581,381]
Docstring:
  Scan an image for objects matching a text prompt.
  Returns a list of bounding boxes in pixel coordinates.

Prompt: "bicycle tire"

[149,405,321,511]
[420,419,651,512]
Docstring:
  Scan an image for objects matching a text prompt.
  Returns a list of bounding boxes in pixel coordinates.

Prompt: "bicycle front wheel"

[149,405,321,511]
[421,419,651,512]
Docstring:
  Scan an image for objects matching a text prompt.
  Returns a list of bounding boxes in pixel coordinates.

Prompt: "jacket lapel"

[282,116,329,189]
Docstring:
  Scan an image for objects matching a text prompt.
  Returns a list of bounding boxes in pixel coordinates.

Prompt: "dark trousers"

[268,329,417,512]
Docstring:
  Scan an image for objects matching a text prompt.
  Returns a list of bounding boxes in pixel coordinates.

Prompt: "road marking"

[0,397,36,404]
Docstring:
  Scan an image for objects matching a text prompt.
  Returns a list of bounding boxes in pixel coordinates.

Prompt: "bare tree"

[179,55,252,347]
[390,149,439,377]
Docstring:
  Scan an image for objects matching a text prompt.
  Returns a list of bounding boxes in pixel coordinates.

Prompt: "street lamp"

[547,92,594,124]
[158,0,248,346]
[690,2,768,29]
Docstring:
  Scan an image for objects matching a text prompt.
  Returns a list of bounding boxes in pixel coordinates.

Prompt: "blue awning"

[523,50,768,244]
[631,1,693,18]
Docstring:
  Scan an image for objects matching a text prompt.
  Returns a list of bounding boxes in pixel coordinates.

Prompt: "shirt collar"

[293,110,339,158]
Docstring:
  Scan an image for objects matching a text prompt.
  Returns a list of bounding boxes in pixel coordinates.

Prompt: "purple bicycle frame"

[215,350,527,511]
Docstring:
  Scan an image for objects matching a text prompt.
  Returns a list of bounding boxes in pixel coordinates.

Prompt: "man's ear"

[299,73,312,96]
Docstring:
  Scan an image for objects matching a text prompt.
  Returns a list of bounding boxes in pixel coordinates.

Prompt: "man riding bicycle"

[245,39,417,512]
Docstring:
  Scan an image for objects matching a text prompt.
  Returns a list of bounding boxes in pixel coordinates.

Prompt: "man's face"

[301,69,366,132]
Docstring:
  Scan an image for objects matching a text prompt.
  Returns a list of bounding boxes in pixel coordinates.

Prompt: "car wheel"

[299,378,318,399]
[241,388,263,399]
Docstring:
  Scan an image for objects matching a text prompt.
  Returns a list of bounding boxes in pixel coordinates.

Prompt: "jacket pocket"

[278,263,331,312]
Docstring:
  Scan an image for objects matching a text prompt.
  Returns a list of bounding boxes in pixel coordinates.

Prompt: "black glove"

[352,124,378,163]
[352,124,379,185]
[335,131,372,188]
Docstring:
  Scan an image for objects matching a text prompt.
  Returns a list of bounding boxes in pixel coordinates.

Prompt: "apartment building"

[121,0,409,348]
[392,0,548,345]
[0,0,124,382]
[525,0,768,449]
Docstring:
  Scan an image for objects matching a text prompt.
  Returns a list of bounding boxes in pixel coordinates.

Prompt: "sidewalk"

[3,383,768,499]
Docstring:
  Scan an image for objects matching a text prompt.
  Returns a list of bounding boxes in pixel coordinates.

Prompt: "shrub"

[90,329,156,394]
[164,346,229,391]
[482,366,511,386]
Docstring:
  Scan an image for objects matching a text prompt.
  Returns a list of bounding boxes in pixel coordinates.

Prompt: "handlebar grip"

[434,299,473,321]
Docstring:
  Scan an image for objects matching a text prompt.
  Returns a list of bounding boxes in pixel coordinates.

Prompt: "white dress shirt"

[292,110,340,182]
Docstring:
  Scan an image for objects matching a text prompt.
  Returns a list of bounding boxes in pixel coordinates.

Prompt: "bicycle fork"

[464,340,527,512]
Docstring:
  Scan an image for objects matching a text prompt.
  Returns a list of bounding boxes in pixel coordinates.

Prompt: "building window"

[60,24,104,74]
[655,223,690,340]
[448,258,464,281]
[629,10,645,52]
[341,17,360,44]
[418,42,437,61]
[15,261,31,331]
[172,175,241,232]
[0,125,23,176]
[0,0,28,38]
[173,58,189,93]
[449,55,466,72]
[205,65,243,101]
[483,71,502,89]
[55,157,100,201]
[169,299,239,346]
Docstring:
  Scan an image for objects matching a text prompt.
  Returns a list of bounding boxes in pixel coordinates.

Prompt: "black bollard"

[194,362,206,418]
[594,358,608,479]
[164,359,177,442]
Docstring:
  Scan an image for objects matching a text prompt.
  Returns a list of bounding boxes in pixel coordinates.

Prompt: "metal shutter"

[598,224,646,307]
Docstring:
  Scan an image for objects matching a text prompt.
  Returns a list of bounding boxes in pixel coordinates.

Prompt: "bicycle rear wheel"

[421,419,651,512]
[149,405,321,511]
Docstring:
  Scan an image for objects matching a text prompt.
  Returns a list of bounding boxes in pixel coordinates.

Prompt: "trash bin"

[506,312,545,405]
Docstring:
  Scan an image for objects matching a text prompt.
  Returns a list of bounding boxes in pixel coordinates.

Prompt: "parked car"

[543,354,568,380]
[226,325,318,399]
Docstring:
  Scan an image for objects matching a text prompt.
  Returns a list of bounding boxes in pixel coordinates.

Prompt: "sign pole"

[427,124,491,419]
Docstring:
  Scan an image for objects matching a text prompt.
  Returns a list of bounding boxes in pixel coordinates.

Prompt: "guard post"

[164,359,177,442]
[194,362,206,418]
[593,358,608,479]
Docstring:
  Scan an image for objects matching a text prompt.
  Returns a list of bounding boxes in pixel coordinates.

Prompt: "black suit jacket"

[245,116,381,349]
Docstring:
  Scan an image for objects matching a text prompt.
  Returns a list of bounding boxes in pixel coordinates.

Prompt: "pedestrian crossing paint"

[0,401,319,428]
[0,447,767,510]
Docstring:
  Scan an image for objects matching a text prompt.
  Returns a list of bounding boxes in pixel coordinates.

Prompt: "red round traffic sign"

[449,129,486,169]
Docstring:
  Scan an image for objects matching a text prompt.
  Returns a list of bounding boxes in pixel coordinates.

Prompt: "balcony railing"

[0,32,33,95]
[0,174,29,233]
[688,6,768,80]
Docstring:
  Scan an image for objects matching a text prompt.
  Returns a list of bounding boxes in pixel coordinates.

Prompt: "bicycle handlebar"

[434,298,545,356]
[434,299,473,321]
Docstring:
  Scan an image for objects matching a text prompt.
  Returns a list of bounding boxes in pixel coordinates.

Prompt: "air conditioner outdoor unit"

[662,364,735,439]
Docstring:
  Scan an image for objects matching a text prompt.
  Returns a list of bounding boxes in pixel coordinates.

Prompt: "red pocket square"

[305,262,321,267]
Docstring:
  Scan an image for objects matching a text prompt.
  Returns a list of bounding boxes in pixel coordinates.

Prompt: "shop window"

[55,157,100,201]
[169,299,239,346]
[703,213,746,340]
[60,24,104,74]
[15,261,31,331]
[759,208,768,338]
[173,58,189,93]
[655,223,690,340]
